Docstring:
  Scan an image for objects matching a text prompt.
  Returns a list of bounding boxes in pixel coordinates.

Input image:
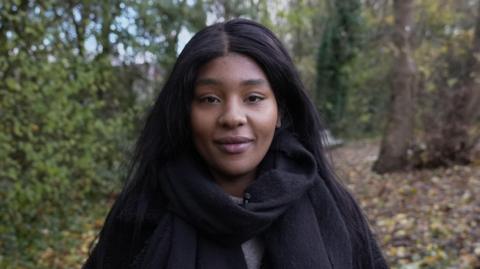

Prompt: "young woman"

[84,19,388,269]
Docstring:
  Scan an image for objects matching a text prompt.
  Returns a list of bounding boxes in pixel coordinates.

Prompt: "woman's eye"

[200,96,220,104]
[246,95,265,103]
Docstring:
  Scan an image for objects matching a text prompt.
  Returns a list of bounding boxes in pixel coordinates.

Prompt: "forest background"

[1,0,479,268]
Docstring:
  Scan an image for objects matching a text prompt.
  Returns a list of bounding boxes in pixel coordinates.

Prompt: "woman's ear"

[276,115,282,128]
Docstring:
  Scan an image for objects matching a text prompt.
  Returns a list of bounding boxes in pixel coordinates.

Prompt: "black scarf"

[130,130,384,269]
[85,130,388,269]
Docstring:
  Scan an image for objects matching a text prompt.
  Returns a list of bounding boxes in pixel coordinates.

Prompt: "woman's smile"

[214,136,255,154]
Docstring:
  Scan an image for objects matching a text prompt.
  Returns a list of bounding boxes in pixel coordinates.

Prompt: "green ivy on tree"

[316,0,362,133]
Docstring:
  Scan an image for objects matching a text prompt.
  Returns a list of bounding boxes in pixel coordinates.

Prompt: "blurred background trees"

[1,0,479,268]
[375,0,480,172]
[316,0,362,133]
[373,0,416,173]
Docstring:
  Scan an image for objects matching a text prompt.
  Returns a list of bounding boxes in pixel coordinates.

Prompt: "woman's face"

[191,53,279,183]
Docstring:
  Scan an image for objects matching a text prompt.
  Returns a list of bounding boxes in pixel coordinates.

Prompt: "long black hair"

[88,19,377,268]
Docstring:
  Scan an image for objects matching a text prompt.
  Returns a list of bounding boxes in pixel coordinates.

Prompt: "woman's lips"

[214,136,254,154]
[217,142,253,154]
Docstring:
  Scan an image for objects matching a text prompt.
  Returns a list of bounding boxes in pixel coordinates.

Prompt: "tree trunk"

[418,1,480,167]
[372,0,416,173]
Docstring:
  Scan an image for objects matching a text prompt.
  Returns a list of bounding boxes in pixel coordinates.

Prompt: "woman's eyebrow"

[196,78,221,86]
[240,79,268,86]
[196,78,268,86]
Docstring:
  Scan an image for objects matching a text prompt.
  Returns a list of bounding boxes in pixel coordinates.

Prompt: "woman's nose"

[218,101,247,128]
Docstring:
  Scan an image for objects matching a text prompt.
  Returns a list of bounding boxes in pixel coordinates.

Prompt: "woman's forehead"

[195,54,270,85]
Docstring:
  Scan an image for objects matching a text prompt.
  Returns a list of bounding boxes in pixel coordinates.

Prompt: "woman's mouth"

[214,136,254,154]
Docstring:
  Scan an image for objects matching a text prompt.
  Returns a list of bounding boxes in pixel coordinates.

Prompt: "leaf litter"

[330,140,480,269]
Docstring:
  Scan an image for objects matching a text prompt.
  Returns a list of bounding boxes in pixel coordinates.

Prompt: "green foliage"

[203,0,263,21]
[316,0,363,133]
[0,52,139,267]
[274,0,327,96]
[133,0,207,68]
[339,48,393,138]
[0,1,164,268]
